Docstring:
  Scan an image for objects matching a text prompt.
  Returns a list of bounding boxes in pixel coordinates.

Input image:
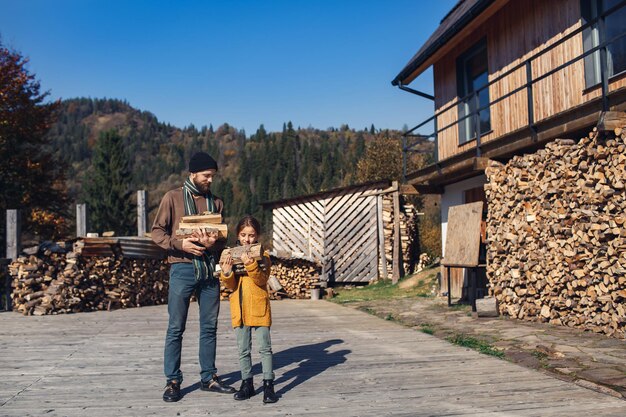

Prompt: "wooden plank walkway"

[1,300,625,416]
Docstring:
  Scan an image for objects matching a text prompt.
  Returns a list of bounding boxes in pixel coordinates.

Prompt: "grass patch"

[447,334,505,359]
[420,323,435,335]
[448,303,471,311]
[329,266,438,304]
[358,306,375,315]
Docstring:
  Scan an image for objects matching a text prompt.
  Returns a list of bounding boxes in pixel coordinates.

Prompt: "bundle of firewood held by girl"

[215,243,266,277]
[175,212,228,240]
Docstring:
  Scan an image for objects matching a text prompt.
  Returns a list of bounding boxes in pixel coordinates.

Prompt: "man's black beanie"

[189,152,218,173]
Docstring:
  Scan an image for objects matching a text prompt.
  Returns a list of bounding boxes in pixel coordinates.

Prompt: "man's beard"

[193,178,211,194]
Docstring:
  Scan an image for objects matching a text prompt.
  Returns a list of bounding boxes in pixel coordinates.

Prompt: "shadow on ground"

[183,339,350,398]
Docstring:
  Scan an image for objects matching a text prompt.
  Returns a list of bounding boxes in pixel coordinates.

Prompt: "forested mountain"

[45,98,433,244]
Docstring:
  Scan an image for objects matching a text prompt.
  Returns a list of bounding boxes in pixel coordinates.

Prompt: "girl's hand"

[220,253,233,275]
[240,250,254,266]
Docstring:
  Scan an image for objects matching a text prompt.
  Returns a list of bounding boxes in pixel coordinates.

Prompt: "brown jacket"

[220,252,272,328]
[151,187,224,264]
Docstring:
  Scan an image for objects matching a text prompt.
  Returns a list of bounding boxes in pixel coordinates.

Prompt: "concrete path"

[1,300,625,417]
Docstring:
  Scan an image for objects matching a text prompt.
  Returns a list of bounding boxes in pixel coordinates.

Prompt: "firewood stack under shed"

[381,195,418,276]
[268,256,321,300]
[485,115,626,338]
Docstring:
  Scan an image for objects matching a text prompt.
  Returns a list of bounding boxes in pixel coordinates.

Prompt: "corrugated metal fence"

[77,237,165,259]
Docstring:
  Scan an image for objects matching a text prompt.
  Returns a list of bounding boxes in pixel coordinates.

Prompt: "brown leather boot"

[201,374,236,394]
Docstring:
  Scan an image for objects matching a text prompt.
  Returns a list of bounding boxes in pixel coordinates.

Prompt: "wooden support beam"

[596,111,626,133]
[400,184,419,195]
[407,156,483,185]
[392,181,401,284]
[6,209,20,260]
[357,183,398,198]
[137,190,147,237]
[76,204,87,238]
[413,184,444,194]
[377,195,388,280]
[473,157,491,170]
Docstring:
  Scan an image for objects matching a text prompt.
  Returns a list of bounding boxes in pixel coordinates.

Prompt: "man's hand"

[192,229,218,249]
[182,237,205,256]
[220,253,233,276]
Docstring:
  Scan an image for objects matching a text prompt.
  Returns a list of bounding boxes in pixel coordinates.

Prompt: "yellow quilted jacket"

[220,252,272,328]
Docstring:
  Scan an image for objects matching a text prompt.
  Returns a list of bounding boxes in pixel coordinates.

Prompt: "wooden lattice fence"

[268,182,388,283]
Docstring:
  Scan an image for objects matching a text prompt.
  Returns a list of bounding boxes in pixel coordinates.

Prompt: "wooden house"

[392,0,626,298]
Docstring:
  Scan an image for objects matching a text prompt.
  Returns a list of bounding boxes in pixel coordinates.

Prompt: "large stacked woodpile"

[9,249,169,315]
[485,120,626,338]
[9,246,322,314]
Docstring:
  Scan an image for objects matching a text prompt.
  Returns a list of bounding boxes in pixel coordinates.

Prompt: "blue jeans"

[164,263,220,384]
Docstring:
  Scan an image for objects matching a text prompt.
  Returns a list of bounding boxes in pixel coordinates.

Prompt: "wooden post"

[392,181,401,284]
[447,266,452,306]
[470,267,477,312]
[377,195,388,280]
[0,258,11,311]
[137,190,147,237]
[307,216,312,260]
[322,257,334,285]
[76,204,87,237]
[6,209,20,260]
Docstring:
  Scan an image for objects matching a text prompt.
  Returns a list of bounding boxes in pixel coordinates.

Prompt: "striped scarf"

[183,177,216,281]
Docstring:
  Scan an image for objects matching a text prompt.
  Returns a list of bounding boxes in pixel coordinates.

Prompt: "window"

[582,0,626,88]
[457,39,491,144]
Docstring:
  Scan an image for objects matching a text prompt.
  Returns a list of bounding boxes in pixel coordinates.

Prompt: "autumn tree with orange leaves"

[0,40,68,244]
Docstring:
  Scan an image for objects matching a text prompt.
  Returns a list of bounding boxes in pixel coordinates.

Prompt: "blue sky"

[0,0,457,134]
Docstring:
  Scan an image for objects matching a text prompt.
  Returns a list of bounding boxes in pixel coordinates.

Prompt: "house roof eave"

[391,0,499,87]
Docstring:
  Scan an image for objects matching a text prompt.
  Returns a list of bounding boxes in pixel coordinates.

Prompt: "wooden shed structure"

[262,181,392,283]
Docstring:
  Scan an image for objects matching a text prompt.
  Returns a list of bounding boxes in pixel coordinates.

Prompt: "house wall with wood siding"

[433,0,626,161]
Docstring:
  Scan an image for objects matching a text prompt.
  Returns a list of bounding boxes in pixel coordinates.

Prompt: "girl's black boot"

[234,378,254,401]
[262,379,278,404]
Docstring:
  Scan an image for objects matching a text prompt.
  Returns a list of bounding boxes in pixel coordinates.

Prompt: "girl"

[219,215,278,404]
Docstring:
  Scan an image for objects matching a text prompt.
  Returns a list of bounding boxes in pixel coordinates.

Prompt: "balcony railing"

[401,0,626,180]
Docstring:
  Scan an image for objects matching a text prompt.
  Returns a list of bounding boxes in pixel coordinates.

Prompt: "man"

[152,151,235,402]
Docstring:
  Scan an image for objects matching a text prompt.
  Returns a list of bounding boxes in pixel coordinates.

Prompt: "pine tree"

[213,178,234,217]
[253,124,268,142]
[82,130,135,235]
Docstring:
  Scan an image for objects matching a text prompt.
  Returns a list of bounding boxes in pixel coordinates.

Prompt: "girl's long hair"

[236,215,261,236]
